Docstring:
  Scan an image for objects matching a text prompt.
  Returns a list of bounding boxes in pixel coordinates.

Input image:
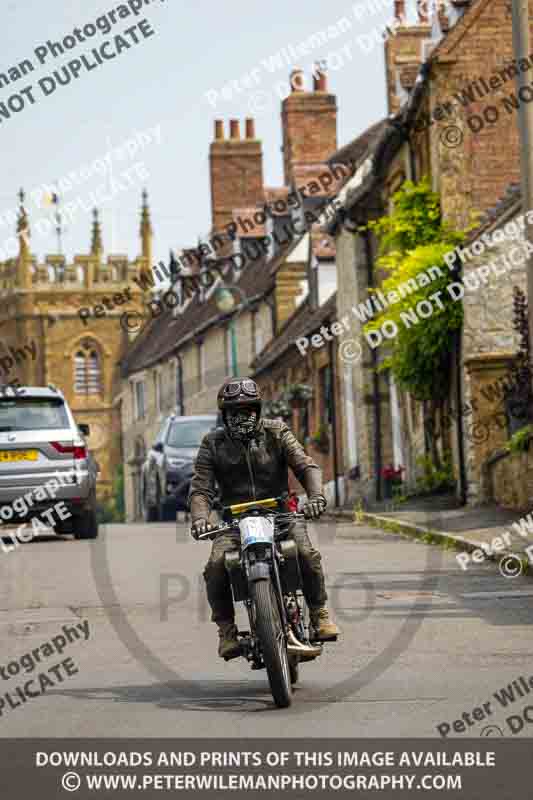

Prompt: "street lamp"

[214,285,247,377]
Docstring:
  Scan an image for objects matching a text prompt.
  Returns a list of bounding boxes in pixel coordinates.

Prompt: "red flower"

[381,464,404,479]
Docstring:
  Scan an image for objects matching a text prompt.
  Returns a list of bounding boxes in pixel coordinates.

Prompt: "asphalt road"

[0,517,532,738]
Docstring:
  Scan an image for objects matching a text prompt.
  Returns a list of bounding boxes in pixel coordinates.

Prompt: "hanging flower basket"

[263,398,292,421]
[381,464,405,500]
[284,383,313,407]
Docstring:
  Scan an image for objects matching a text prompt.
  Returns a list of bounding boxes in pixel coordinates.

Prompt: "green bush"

[414,452,455,494]
[507,424,533,454]
[96,464,125,523]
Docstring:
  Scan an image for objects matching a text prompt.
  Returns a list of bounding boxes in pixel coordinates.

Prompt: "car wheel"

[55,518,75,535]
[74,508,99,540]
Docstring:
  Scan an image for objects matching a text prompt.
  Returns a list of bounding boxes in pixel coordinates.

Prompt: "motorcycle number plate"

[239,516,274,548]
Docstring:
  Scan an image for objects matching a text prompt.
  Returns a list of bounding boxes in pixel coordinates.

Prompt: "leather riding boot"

[310,606,340,641]
[217,621,241,660]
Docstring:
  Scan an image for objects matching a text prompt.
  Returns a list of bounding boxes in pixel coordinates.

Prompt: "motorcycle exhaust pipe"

[286,627,322,658]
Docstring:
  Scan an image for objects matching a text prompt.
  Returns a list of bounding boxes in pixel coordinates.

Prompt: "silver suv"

[0,385,99,539]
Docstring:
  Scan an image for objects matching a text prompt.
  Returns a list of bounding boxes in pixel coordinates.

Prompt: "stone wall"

[488,446,533,511]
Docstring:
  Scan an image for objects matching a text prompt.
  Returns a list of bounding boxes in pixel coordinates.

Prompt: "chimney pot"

[394,0,405,21]
[289,68,305,92]
[230,119,240,139]
[416,0,429,23]
[313,66,327,91]
[245,118,255,139]
[214,120,224,140]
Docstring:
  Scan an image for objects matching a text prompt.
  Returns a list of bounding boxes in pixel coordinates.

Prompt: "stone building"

[327,0,532,507]
[459,190,532,508]
[0,189,150,500]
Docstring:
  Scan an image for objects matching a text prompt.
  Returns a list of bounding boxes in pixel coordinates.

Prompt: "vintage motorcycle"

[199,495,333,708]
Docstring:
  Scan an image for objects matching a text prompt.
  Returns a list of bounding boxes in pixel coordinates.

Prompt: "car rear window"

[167,419,216,448]
[0,397,70,431]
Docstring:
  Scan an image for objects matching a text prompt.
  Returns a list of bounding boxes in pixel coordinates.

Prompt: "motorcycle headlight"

[166,457,190,469]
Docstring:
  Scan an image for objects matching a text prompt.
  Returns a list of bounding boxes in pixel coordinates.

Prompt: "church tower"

[0,191,152,502]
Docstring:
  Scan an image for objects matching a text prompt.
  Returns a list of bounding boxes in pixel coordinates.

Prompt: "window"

[134,381,146,421]
[343,363,358,466]
[320,366,333,424]
[175,359,183,413]
[196,340,205,391]
[74,340,102,395]
[154,371,162,414]
[225,325,237,376]
[0,396,69,430]
[252,311,264,358]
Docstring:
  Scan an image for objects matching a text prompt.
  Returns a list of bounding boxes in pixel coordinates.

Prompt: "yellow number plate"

[0,450,38,462]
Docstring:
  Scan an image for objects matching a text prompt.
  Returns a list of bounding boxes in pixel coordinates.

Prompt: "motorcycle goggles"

[223,379,259,398]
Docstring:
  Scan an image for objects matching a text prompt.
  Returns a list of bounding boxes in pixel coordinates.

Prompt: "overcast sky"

[0,0,402,267]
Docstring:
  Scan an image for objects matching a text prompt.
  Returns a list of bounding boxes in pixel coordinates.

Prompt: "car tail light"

[50,441,86,460]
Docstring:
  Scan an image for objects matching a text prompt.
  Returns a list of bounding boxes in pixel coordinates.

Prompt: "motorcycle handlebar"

[195,510,306,540]
[197,525,229,540]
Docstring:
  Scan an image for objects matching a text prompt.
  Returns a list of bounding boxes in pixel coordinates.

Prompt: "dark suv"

[142,414,219,521]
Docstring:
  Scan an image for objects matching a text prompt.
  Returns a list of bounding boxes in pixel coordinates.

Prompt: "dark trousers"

[203,517,328,624]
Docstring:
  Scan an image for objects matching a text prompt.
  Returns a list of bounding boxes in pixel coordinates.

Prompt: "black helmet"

[217,378,262,419]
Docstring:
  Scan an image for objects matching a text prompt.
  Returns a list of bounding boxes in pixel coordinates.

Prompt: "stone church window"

[74,340,102,395]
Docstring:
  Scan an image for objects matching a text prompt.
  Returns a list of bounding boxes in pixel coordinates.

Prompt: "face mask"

[225,408,258,440]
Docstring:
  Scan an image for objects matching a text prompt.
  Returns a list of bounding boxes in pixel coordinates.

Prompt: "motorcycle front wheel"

[251,578,292,708]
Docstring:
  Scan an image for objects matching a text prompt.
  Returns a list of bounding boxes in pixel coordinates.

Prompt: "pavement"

[1,517,533,738]
[327,494,533,579]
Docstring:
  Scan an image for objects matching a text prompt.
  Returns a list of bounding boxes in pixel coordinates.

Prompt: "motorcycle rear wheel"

[251,579,292,708]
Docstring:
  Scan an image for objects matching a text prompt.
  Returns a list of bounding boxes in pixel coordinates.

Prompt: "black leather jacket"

[189,419,325,521]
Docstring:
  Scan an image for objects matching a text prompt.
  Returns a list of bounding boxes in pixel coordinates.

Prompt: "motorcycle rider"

[189,377,340,660]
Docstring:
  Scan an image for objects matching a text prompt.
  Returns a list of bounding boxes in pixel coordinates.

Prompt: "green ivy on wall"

[363,177,466,402]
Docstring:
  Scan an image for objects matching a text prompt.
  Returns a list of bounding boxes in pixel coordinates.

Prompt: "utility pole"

[512,0,533,377]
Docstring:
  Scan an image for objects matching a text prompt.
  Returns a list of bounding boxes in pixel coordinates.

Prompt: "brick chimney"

[209,118,264,233]
[281,66,337,186]
[384,1,431,114]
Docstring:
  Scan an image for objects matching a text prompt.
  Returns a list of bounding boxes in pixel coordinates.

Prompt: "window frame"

[133,379,146,421]
[74,340,102,396]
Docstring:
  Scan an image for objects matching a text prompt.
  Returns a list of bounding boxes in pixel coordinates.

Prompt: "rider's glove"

[190,518,213,540]
[302,496,326,520]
